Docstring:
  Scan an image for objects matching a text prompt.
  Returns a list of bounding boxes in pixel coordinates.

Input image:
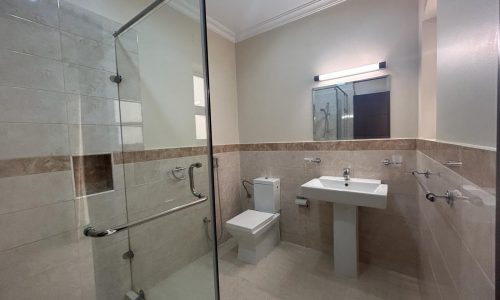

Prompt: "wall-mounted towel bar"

[411,171,454,205]
[408,170,439,178]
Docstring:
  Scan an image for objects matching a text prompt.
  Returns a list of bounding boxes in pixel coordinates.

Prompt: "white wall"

[436,0,498,148]
[235,0,419,143]
[418,17,437,140]
[67,0,240,148]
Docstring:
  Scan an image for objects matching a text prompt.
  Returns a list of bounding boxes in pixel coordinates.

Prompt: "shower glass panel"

[313,88,339,140]
[313,86,351,140]
[113,0,217,299]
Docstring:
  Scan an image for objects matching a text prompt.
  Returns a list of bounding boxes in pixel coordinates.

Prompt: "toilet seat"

[226,210,275,234]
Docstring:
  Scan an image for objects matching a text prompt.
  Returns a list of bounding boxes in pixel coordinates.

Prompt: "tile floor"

[147,240,421,300]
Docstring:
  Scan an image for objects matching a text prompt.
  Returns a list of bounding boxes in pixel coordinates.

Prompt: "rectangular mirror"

[312,76,390,141]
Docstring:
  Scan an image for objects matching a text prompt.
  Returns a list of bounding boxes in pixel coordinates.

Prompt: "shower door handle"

[188,162,204,198]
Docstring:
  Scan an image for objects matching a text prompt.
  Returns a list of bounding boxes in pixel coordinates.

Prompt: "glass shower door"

[114,0,217,299]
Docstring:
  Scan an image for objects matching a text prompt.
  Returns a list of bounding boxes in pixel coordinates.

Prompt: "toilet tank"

[253,177,280,213]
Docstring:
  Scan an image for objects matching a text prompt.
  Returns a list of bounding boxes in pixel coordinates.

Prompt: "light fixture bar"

[314,61,386,82]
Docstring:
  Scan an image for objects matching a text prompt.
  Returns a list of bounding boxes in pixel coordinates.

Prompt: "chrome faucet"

[342,168,351,181]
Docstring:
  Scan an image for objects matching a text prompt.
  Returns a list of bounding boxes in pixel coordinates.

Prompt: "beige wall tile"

[0,0,59,27]
[64,63,118,99]
[0,86,69,124]
[78,231,131,300]
[0,171,74,214]
[462,147,496,193]
[418,216,460,299]
[61,31,116,72]
[0,49,64,91]
[76,189,127,229]
[67,95,120,125]
[0,123,69,159]
[0,15,61,60]
[58,0,118,45]
[2,260,83,300]
[69,124,121,155]
[0,231,79,287]
[0,201,76,251]
[417,150,496,295]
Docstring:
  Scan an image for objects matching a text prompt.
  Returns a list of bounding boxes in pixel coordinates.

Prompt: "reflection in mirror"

[312,76,390,141]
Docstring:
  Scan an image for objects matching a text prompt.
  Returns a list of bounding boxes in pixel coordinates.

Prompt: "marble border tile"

[0,156,71,178]
[416,139,436,158]
[213,144,241,153]
[2,140,493,187]
[240,143,306,151]
[304,141,352,151]
[113,144,242,164]
[114,147,209,164]
[352,139,416,150]
[239,139,416,152]
[116,139,417,164]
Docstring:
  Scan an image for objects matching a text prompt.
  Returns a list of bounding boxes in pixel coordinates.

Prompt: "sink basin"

[300,176,388,278]
[301,176,388,209]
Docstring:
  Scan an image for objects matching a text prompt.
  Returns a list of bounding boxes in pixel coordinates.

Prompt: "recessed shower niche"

[72,154,114,197]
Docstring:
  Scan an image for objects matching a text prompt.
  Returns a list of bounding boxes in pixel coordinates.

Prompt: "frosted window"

[193,76,206,107]
[195,115,207,140]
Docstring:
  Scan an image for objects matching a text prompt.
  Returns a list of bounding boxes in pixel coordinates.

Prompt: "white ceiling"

[205,0,347,42]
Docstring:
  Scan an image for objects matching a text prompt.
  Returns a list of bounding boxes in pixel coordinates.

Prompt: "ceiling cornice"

[235,0,347,42]
[168,0,236,42]
[170,0,347,44]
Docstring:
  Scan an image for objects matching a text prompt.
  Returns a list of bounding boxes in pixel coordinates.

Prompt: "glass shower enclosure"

[313,85,352,140]
[82,0,219,299]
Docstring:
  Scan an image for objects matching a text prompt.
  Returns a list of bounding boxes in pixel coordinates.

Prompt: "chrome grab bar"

[83,196,208,238]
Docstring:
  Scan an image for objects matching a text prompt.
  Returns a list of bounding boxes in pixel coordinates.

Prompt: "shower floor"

[147,240,421,300]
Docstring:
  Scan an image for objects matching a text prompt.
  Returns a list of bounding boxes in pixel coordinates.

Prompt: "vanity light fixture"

[314,61,387,82]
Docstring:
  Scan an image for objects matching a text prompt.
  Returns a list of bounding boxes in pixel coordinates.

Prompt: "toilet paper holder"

[295,196,309,207]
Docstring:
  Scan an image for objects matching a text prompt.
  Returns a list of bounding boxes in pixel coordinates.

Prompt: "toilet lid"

[226,210,274,232]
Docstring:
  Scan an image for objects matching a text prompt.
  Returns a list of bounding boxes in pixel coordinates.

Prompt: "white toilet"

[226,177,281,264]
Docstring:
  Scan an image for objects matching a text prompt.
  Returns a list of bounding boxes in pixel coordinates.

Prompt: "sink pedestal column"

[333,203,358,277]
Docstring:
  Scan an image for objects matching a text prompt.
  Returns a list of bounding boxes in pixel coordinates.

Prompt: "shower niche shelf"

[72,154,114,197]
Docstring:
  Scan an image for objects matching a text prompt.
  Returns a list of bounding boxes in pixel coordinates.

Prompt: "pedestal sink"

[301,176,388,277]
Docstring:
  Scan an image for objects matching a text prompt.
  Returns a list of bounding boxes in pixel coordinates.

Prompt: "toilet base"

[237,223,280,264]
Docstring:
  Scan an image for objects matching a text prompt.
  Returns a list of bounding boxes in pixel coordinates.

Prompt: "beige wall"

[235,0,420,144]
[208,30,240,145]
[436,0,498,148]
